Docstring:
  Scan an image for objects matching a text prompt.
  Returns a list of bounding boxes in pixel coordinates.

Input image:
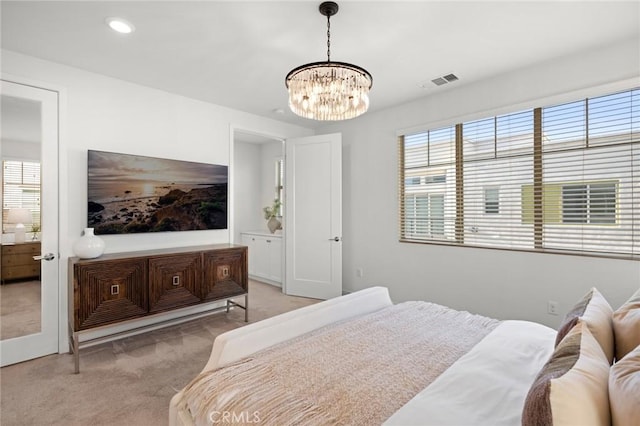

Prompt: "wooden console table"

[68,244,247,373]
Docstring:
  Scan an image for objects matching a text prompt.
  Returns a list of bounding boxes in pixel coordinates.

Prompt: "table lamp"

[7,208,32,243]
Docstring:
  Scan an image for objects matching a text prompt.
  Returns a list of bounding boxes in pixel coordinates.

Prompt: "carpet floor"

[0,280,41,340]
[0,280,318,426]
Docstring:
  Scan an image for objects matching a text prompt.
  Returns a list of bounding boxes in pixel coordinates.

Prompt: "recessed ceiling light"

[105,17,135,34]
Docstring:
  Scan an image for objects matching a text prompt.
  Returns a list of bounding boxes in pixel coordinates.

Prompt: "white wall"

[1,49,314,349]
[233,139,284,239]
[319,39,640,328]
[233,141,263,243]
[2,140,40,160]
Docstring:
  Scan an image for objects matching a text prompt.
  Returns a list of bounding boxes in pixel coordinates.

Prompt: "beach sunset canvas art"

[87,150,228,234]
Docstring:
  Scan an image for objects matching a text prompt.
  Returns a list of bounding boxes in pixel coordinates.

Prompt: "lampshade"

[285,1,372,121]
[7,208,32,225]
[7,208,32,244]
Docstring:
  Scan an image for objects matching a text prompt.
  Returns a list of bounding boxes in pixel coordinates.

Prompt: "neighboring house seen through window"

[398,87,639,258]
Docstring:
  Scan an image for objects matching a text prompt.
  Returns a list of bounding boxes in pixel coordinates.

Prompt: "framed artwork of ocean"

[87,150,228,235]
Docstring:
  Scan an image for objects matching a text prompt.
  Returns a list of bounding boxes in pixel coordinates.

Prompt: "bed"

[169,286,640,426]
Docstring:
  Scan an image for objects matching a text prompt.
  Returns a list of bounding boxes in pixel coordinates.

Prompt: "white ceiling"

[1,1,639,130]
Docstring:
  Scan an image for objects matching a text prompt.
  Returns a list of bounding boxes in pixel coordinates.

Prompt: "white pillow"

[609,344,640,426]
[612,287,640,361]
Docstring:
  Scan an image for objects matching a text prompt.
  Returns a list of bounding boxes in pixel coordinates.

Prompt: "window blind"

[398,87,639,258]
[2,160,41,233]
[463,110,535,249]
[399,126,456,242]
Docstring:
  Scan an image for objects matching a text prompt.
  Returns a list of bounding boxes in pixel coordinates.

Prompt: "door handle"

[328,237,341,242]
[33,253,56,261]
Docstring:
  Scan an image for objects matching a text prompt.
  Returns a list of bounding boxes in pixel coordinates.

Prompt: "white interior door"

[1,79,59,366]
[285,133,342,299]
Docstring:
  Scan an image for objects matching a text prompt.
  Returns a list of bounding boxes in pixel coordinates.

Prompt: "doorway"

[232,129,286,292]
[232,128,343,300]
[1,78,60,366]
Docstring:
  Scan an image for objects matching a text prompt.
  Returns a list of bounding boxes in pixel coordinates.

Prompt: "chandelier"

[285,1,373,121]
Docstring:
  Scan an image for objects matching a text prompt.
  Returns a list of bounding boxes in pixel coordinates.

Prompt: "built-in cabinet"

[241,232,282,286]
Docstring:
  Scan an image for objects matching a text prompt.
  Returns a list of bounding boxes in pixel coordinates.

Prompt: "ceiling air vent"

[443,73,459,82]
[423,73,460,88]
[418,73,460,90]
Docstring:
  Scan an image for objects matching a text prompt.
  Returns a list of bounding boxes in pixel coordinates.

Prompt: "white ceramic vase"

[73,227,105,259]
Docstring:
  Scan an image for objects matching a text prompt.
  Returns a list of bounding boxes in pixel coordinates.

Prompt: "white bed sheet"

[384,320,556,426]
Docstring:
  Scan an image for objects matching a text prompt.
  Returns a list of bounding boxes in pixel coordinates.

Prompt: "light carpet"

[0,280,318,426]
[0,280,41,340]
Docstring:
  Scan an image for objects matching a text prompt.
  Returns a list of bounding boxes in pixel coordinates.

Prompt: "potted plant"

[263,199,282,234]
[30,223,41,241]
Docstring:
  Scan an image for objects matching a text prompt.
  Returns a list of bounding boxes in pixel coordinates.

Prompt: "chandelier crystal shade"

[285,2,372,121]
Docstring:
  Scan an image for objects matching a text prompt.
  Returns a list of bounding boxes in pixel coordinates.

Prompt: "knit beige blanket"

[179,301,500,426]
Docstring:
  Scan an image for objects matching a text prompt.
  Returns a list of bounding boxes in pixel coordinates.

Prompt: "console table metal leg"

[73,331,80,374]
[244,293,248,322]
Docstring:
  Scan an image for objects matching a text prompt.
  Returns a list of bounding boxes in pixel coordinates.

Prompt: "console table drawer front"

[202,248,247,300]
[74,259,147,330]
[148,253,201,313]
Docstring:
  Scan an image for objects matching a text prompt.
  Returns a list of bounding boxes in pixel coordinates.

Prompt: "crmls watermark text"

[208,411,261,424]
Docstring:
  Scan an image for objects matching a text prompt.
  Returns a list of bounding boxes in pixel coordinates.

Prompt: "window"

[399,87,639,258]
[404,193,445,238]
[399,126,456,241]
[562,182,616,224]
[2,160,41,234]
[405,177,421,186]
[484,187,499,214]
[425,174,446,184]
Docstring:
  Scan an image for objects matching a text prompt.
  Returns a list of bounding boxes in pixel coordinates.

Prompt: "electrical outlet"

[547,301,559,315]
[356,268,363,278]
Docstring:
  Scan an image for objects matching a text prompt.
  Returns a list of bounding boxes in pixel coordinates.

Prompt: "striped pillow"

[523,320,610,426]
[555,287,614,364]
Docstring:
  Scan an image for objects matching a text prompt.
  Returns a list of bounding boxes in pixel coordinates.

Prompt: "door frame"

[1,73,67,361]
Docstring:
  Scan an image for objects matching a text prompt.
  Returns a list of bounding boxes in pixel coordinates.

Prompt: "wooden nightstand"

[1,242,41,283]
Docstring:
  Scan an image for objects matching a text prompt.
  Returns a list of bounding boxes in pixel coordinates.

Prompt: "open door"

[0,79,59,366]
[284,133,342,299]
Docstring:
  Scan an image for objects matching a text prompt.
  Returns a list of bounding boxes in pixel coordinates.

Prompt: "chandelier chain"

[326,15,331,62]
